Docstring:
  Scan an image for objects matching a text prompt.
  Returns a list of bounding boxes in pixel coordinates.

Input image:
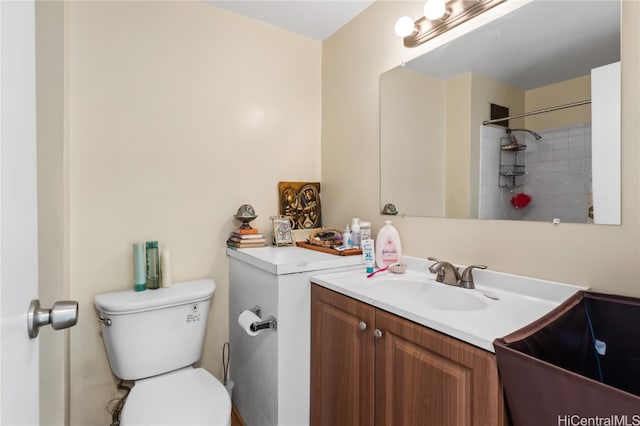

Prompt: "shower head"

[508,128,542,140]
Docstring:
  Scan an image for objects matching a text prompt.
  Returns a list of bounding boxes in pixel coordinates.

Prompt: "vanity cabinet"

[310,284,507,426]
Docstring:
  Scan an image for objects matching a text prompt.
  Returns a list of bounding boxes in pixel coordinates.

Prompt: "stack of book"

[226,228,266,249]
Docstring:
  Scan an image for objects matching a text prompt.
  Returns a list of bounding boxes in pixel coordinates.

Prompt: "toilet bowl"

[121,368,230,426]
[94,279,230,425]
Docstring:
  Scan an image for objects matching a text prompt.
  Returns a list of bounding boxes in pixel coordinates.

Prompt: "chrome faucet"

[428,257,487,289]
[428,257,460,286]
[458,264,488,289]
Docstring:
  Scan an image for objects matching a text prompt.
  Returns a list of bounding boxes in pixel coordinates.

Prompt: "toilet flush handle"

[98,317,112,327]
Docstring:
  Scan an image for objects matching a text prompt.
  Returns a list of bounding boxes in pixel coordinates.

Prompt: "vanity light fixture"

[423,0,447,21]
[395,0,506,48]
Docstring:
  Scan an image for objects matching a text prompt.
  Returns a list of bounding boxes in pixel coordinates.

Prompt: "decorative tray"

[296,241,362,256]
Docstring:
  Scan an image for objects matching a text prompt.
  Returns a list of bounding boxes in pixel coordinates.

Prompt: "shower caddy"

[498,136,526,188]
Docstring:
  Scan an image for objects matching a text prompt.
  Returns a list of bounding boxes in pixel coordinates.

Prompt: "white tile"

[536,193,554,206]
[564,182,586,195]
[552,128,569,139]
[569,158,586,171]
[537,171,554,184]
[568,170,586,184]
[536,139,553,151]
[553,160,569,172]
[569,194,588,206]
[555,194,570,205]
[569,125,587,137]
[552,149,569,161]
[570,146,587,159]
[537,150,553,162]
[534,183,554,195]
[569,134,586,148]
[552,137,568,150]
[553,175,570,190]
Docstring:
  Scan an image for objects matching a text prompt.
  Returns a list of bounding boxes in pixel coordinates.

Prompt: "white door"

[1,1,40,424]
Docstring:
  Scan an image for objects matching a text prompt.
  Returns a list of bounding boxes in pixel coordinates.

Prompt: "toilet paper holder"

[249,305,278,332]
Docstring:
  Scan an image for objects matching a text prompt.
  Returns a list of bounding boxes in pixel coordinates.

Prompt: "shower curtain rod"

[482,99,591,125]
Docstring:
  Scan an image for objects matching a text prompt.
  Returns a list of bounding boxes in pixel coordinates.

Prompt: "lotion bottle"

[133,242,146,292]
[375,221,402,268]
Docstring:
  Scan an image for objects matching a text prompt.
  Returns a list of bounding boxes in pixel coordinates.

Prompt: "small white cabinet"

[227,246,362,426]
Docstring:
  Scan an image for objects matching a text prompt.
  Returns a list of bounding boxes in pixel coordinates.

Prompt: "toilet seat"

[120,367,231,426]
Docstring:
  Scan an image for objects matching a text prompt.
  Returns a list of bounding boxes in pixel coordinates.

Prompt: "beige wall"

[380,67,446,216]
[37,0,640,423]
[380,68,526,219]
[322,1,639,294]
[444,74,472,217]
[36,2,68,424]
[525,75,592,130]
[64,2,321,424]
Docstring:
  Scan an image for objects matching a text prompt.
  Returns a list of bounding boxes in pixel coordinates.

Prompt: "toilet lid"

[121,368,231,426]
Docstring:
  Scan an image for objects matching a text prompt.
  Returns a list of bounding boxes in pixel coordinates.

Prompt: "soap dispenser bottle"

[343,225,352,249]
[375,221,402,268]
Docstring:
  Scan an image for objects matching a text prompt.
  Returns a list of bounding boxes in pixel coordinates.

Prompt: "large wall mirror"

[380,0,621,224]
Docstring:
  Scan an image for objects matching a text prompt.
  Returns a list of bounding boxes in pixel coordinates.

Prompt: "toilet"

[94,279,231,426]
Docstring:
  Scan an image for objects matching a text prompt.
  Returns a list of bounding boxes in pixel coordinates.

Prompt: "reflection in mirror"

[380,0,621,224]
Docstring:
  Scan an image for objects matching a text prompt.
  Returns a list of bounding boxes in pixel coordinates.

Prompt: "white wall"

[591,62,621,225]
[64,2,321,424]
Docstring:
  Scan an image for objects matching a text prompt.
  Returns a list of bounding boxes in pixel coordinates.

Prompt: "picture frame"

[271,215,295,247]
[278,182,321,229]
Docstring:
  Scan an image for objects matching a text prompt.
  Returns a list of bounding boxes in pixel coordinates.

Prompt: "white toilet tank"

[94,279,215,380]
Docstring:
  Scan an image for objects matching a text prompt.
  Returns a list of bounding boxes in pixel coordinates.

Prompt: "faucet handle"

[427,258,460,285]
[426,257,443,275]
[458,265,487,289]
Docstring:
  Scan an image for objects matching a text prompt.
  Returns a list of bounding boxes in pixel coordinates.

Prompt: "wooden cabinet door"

[374,309,506,426]
[311,285,375,426]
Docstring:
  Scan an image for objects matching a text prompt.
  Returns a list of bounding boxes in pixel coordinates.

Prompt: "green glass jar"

[145,241,160,289]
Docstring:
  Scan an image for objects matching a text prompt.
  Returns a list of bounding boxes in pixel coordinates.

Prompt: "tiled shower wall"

[479,124,592,222]
[479,126,518,220]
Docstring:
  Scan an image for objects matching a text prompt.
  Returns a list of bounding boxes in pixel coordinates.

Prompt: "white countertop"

[226,246,364,275]
[310,256,587,352]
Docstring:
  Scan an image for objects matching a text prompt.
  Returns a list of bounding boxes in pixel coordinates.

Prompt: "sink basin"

[424,289,488,311]
[311,257,588,353]
[368,277,488,311]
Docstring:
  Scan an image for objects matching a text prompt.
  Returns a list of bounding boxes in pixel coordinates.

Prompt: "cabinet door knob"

[374,329,383,339]
[359,321,367,331]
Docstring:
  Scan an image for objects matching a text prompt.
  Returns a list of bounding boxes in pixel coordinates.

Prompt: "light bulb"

[394,16,416,37]
[424,0,446,20]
